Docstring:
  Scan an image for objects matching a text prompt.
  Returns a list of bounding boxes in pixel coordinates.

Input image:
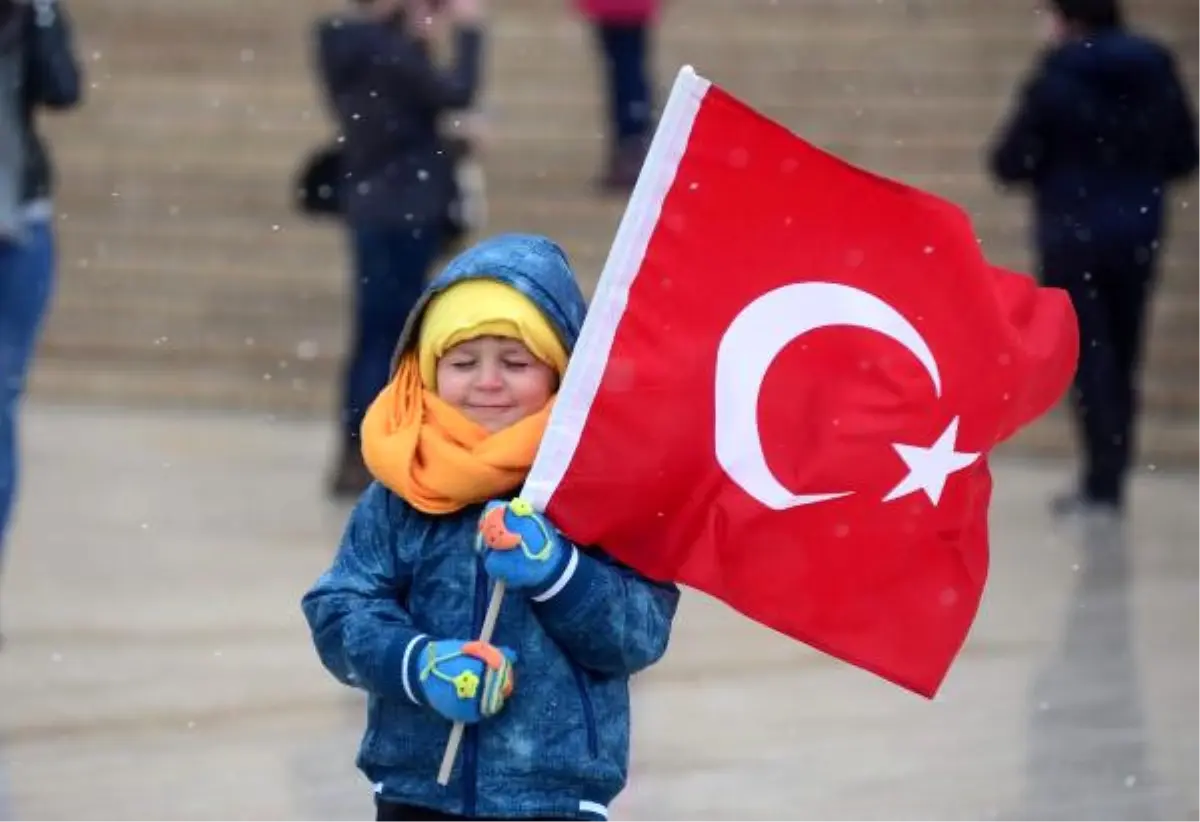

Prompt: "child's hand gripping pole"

[438,498,551,785]
[436,579,507,784]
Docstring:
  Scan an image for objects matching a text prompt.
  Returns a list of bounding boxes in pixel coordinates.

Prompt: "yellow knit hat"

[417,279,569,389]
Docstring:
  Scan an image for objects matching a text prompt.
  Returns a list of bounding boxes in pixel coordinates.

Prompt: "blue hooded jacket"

[301,234,680,820]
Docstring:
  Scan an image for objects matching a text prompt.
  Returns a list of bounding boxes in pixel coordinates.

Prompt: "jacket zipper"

[570,663,599,758]
[462,554,488,817]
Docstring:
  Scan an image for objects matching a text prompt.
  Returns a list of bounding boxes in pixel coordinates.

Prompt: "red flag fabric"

[523,67,1079,698]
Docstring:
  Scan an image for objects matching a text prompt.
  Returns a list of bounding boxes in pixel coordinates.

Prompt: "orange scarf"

[360,353,554,514]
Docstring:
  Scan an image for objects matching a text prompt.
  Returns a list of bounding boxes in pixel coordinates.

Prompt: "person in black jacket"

[0,0,81,614]
[988,0,1198,517]
[314,0,485,498]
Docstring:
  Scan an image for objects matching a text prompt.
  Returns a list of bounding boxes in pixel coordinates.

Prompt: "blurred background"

[22,0,1200,460]
[1,0,1197,819]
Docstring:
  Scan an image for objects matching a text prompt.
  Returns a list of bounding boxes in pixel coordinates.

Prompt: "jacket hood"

[392,232,589,371]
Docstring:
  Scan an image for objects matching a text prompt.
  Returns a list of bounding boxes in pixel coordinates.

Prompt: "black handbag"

[292,138,485,252]
[294,143,343,218]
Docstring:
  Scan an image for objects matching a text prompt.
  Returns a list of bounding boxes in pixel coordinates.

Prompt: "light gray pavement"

[0,403,1195,820]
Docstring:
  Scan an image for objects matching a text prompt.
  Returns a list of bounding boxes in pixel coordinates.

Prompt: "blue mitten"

[477,498,575,597]
[412,638,516,724]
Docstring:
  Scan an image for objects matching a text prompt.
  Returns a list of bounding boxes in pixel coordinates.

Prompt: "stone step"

[46,208,1198,312]
[27,356,337,420]
[46,194,1200,299]
[37,0,1197,461]
[45,131,1061,187]
[37,333,1197,431]
[72,0,1199,63]
[46,183,1199,290]
[68,65,1093,111]
[42,195,1200,297]
[79,0,1200,19]
[82,8,1198,64]
[52,223,620,287]
[42,261,1200,408]
[997,403,1198,469]
[46,195,1047,256]
[79,52,1052,100]
[46,195,1198,298]
[47,239,1200,353]
[32,288,1200,421]
[35,314,1200,420]
[44,94,1047,155]
[38,328,1200,427]
[48,128,1200,212]
[25,357,1197,469]
[72,66,1196,120]
[42,264,1200,357]
[39,271,1200,414]
[44,212,1200,307]
[40,283,341,349]
[43,301,1197,407]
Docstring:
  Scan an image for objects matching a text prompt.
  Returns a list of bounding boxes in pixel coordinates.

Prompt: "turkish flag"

[524,67,1078,697]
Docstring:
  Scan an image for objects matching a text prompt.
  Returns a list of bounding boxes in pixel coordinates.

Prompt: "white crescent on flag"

[712,281,943,510]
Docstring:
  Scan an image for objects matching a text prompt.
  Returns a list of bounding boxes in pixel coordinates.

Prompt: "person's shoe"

[329,446,373,500]
[1050,490,1123,520]
[595,137,648,194]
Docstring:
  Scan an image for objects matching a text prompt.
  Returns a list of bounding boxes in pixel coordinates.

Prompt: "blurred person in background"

[987,0,1198,518]
[0,0,81,632]
[314,0,486,499]
[574,0,659,193]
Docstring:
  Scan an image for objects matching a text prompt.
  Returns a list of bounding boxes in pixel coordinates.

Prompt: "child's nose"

[475,362,504,389]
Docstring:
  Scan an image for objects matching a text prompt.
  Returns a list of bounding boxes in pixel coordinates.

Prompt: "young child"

[302,233,680,821]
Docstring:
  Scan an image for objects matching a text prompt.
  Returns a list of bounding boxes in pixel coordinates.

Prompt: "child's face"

[436,336,558,432]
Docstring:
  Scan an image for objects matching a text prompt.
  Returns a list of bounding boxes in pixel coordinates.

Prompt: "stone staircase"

[27,0,1198,465]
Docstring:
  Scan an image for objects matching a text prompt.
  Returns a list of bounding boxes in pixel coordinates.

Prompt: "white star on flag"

[883,417,980,505]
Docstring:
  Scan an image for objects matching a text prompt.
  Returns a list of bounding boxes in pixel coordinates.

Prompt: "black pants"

[375,799,549,821]
[1040,243,1156,505]
[594,22,653,144]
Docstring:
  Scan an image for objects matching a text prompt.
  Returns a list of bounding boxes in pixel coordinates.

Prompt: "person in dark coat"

[988,0,1198,517]
[314,0,485,498]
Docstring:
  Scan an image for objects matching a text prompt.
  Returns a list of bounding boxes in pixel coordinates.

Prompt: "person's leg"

[331,224,441,498]
[607,22,652,145]
[342,225,392,442]
[352,225,441,428]
[594,22,653,190]
[331,224,390,497]
[1090,245,1155,507]
[1041,249,1123,514]
[594,23,623,147]
[0,221,56,577]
